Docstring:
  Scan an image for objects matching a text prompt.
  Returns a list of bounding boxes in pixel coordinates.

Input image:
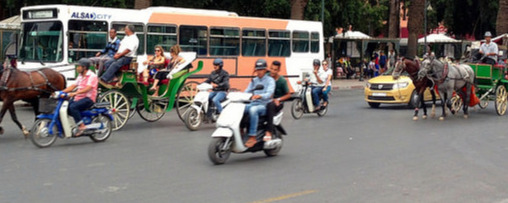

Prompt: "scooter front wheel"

[208,137,231,165]
[291,99,304,119]
[30,118,58,148]
[89,114,113,142]
[184,108,202,131]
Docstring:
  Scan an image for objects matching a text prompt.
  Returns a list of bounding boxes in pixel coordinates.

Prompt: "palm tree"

[388,0,400,38]
[290,0,309,20]
[407,0,424,57]
[497,0,508,34]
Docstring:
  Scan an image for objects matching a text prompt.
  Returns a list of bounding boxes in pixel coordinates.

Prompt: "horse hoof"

[413,116,419,121]
[439,117,445,121]
[422,115,428,119]
[464,115,469,119]
[430,113,435,118]
[451,110,456,115]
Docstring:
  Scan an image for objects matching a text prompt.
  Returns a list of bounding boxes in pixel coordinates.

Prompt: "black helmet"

[213,58,223,68]
[77,58,91,69]
[313,59,320,66]
[255,59,267,70]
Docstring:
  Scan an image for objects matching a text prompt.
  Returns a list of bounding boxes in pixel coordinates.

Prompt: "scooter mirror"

[254,84,264,90]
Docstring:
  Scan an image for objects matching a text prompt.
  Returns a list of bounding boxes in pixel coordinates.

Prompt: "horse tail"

[61,73,67,89]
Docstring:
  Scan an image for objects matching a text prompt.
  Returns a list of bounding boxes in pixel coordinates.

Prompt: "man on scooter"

[264,60,291,141]
[311,59,333,110]
[244,59,275,148]
[204,58,230,117]
[61,58,98,136]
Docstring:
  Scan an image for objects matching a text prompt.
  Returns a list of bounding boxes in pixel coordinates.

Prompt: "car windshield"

[382,66,409,76]
[19,21,63,62]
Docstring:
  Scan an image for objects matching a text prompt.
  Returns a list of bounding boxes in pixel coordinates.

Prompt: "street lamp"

[424,0,433,55]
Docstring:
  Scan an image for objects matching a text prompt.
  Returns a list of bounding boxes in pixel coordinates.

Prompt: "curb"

[332,85,365,90]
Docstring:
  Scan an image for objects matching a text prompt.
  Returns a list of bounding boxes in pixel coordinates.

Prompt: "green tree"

[407,0,424,57]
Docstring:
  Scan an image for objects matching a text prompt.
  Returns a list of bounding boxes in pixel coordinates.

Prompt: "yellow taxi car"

[364,68,438,108]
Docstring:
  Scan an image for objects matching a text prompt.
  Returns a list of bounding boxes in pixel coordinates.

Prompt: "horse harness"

[0,67,60,93]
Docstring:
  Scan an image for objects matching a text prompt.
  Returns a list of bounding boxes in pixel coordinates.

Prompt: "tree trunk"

[407,0,424,58]
[134,0,152,9]
[290,0,309,20]
[497,0,508,35]
[388,0,400,38]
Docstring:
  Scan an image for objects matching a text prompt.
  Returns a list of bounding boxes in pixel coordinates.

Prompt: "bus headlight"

[392,82,409,89]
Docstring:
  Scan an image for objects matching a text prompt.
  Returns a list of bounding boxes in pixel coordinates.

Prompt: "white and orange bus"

[17,5,323,90]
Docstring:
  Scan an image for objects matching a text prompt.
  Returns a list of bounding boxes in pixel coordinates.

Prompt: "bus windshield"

[19,21,63,63]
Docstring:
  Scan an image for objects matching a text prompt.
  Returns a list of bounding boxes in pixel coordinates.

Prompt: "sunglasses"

[323,63,328,65]
[155,49,161,52]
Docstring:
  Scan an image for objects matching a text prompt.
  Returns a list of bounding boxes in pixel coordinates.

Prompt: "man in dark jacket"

[204,58,230,116]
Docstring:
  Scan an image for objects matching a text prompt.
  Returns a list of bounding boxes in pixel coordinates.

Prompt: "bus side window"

[242,29,266,57]
[268,30,290,57]
[311,32,320,53]
[292,31,309,53]
[179,25,207,56]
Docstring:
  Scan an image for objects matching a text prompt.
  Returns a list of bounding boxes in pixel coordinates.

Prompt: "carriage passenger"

[149,45,185,97]
[100,24,139,85]
[478,31,498,65]
[89,29,120,76]
[203,58,230,116]
[141,45,166,84]
[61,58,98,136]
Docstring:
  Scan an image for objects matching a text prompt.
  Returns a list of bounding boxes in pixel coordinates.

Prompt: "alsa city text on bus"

[70,12,112,20]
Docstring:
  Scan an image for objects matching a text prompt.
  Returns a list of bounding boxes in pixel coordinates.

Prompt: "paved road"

[1,90,508,202]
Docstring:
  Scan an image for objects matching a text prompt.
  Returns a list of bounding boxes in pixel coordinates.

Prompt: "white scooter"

[207,86,286,165]
[184,83,230,131]
[291,80,328,119]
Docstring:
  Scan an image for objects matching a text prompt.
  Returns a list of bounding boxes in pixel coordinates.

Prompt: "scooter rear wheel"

[264,131,283,157]
[89,115,113,142]
[317,104,328,117]
[30,118,58,148]
[208,137,231,165]
[291,99,304,119]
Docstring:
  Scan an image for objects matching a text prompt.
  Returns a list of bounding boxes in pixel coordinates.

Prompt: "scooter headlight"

[392,82,409,89]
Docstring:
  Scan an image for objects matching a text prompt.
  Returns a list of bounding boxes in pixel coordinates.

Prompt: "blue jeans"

[208,91,227,114]
[244,103,266,136]
[68,97,94,124]
[101,57,132,82]
[322,86,331,103]
[311,86,323,107]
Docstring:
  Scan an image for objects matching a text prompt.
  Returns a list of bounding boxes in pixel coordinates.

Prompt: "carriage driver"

[61,58,99,136]
[479,31,498,65]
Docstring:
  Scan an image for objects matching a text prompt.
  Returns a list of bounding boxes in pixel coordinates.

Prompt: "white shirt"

[117,34,139,58]
[480,42,498,61]
[317,68,332,86]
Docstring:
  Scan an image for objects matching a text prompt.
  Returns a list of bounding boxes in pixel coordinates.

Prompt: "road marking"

[250,190,317,203]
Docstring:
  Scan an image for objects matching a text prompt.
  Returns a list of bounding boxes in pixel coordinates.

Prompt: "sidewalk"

[331,78,366,91]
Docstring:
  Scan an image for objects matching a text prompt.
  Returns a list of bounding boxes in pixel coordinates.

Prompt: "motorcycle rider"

[311,59,333,110]
[61,58,98,136]
[264,60,291,141]
[244,59,275,148]
[203,58,230,117]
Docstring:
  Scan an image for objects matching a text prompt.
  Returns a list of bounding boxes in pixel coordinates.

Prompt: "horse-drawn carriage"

[97,53,202,130]
[456,63,508,115]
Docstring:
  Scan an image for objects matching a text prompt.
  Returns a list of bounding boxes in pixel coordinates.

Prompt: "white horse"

[419,56,475,120]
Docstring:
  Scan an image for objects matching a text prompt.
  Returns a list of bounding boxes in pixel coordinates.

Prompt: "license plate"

[372,92,387,97]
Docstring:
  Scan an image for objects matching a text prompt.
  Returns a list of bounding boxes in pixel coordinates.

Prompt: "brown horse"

[0,57,66,137]
[392,57,437,120]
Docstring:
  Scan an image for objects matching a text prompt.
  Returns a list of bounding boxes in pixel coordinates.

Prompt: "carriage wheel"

[495,85,507,116]
[450,94,463,114]
[99,90,130,131]
[137,97,169,122]
[175,81,199,121]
